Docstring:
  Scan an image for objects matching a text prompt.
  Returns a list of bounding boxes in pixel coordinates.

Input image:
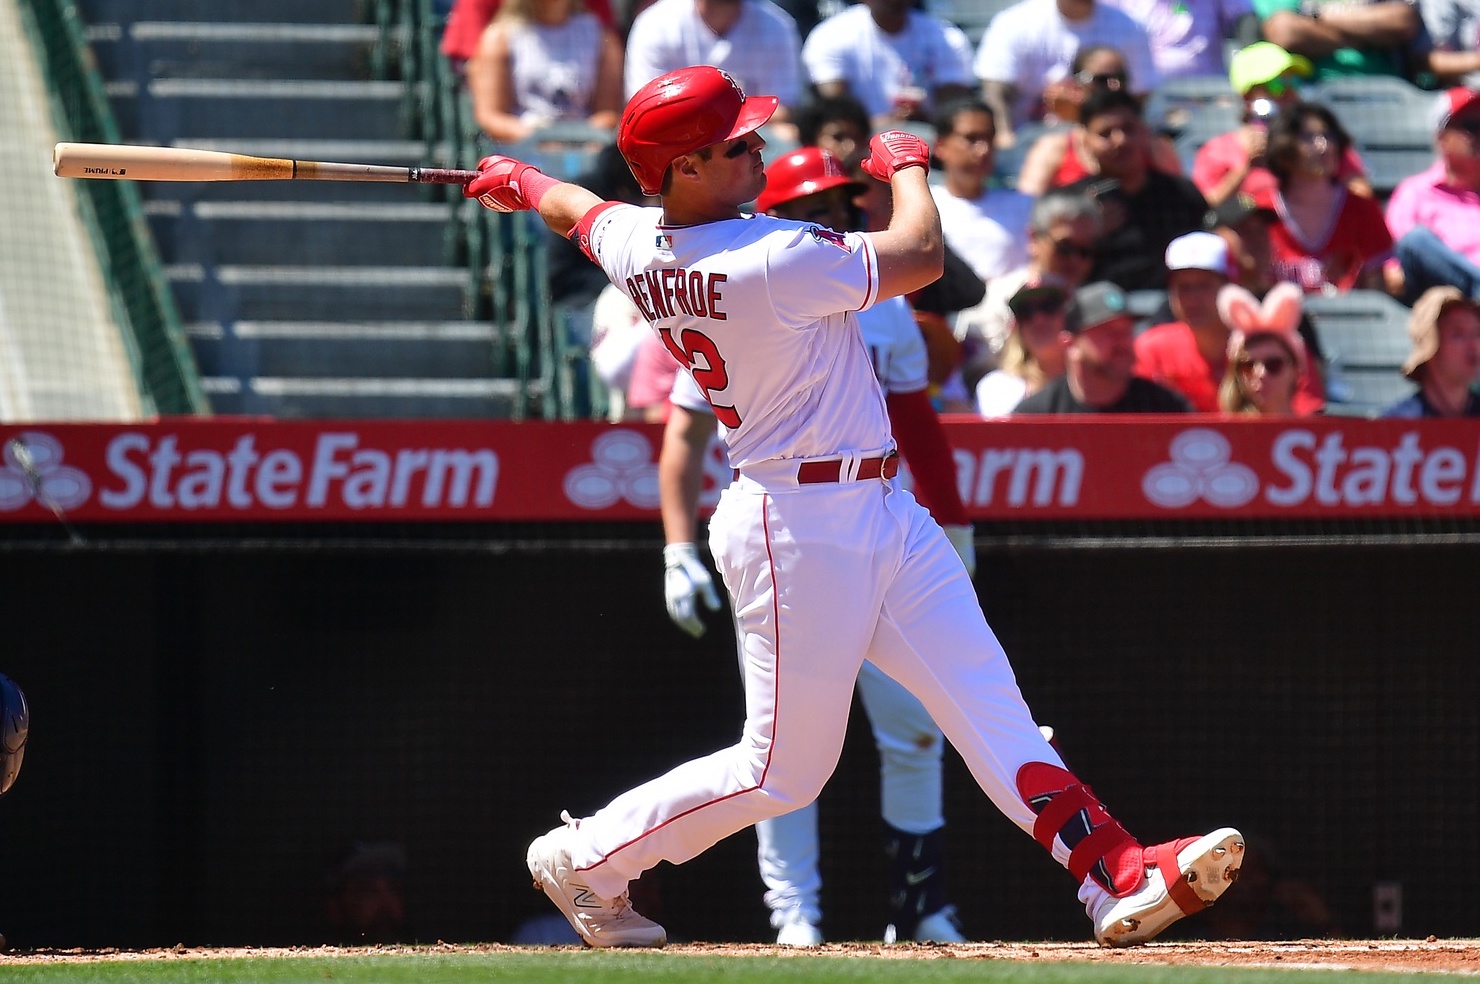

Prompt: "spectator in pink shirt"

[1384,88,1480,303]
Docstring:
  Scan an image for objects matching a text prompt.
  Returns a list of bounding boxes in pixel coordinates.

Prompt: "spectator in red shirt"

[1259,101,1392,293]
[1134,232,1239,412]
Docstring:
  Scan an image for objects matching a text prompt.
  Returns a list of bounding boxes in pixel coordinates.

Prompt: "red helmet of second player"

[754,147,865,214]
[617,65,779,196]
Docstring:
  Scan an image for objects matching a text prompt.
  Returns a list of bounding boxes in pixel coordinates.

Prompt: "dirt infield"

[4,940,1480,973]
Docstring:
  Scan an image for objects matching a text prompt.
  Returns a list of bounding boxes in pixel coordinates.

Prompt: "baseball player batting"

[467,65,1243,948]
[659,146,972,946]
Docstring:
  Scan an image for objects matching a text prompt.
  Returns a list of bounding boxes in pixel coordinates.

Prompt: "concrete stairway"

[78,0,517,418]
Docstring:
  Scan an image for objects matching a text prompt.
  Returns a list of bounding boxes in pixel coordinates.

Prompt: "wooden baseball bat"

[53,142,478,185]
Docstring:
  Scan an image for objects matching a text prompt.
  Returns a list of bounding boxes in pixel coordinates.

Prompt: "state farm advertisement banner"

[2,417,1480,523]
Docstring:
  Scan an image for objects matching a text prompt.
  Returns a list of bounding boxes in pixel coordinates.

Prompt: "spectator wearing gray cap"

[1380,286,1480,418]
[1012,282,1194,413]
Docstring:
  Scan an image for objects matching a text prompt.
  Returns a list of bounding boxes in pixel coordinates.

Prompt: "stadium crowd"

[441,0,1480,419]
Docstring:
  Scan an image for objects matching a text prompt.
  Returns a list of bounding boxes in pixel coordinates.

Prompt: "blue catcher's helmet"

[1,673,28,797]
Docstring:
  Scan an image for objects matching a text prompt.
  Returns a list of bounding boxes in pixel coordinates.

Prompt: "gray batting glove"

[663,542,722,638]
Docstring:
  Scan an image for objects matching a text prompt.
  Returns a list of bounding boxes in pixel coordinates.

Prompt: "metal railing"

[18,0,208,416]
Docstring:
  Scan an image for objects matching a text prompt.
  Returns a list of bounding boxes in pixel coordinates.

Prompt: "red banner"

[2,417,1479,523]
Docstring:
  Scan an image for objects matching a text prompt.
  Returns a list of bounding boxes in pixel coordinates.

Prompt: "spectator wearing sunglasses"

[1384,88,1480,303]
[1216,283,1312,415]
[954,190,1104,388]
[1019,45,1186,195]
[1012,281,1194,412]
[975,279,1072,416]
[1061,87,1211,290]
[1101,0,1260,79]
[1192,42,1370,207]
[1381,286,1480,418]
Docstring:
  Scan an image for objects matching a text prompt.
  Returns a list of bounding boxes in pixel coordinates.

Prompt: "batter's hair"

[795,94,871,148]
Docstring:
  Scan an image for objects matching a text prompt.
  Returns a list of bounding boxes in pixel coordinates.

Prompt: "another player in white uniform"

[660,146,972,946]
[466,65,1243,949]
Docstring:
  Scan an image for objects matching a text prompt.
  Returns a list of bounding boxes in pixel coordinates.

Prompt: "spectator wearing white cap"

[1013,282,1194,412]
[1132,232,1237,411]
[1381,286,1480,418]
[1384,88,1480,303]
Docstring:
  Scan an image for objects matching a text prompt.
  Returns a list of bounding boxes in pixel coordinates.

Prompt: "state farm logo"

[1142,429,1259,509]
[0,433,91,511]
[564,431,660,510]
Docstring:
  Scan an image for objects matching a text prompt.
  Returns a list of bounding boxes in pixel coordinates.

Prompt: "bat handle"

[411,167,480,185]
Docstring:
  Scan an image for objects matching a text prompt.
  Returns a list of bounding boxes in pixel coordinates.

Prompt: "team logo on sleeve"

[809,225,853,252]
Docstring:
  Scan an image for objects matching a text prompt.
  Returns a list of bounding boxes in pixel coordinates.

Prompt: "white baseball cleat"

[775,915,823,947]
[1092,827,1244,947]
[526,813,667,948]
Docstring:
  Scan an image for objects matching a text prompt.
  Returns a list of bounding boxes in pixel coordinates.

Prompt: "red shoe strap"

[1152,841,1207,915]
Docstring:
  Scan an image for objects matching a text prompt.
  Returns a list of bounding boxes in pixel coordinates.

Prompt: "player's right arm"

[859,132,945,304]
[464,155,604,239]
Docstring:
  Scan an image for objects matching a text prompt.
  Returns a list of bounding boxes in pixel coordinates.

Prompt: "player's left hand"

[860,130,932,182]
[465,155,542,212]
[663,543,722,638]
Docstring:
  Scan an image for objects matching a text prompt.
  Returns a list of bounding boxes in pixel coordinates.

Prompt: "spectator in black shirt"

[1060,88,1209,290]
[1014,281,1193,413]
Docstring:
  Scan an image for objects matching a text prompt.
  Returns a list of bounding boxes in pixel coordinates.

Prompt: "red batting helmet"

[755,146,865,214]
[618,66,779,196]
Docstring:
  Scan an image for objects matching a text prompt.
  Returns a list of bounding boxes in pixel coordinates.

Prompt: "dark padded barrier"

[0,534,1473,946]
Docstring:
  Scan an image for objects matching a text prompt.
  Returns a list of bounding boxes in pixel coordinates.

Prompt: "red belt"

[796,452,899,485]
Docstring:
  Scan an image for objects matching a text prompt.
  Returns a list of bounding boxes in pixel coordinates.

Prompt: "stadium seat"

[1143,74,1241,138]
[932,0,1018,44]
[1303,289,1414,417]
[1309,76,1434,151]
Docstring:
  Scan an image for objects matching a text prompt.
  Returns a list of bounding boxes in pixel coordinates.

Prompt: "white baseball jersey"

[623,0,804,105]
[579,204,891,471]
[801,5,976,119]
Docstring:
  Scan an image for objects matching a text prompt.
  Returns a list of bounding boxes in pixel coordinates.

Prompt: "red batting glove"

[465,155,541,212]
[860,130,932,182]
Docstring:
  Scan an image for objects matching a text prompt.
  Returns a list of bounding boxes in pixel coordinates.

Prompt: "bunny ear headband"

[1217,281,1307,370]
